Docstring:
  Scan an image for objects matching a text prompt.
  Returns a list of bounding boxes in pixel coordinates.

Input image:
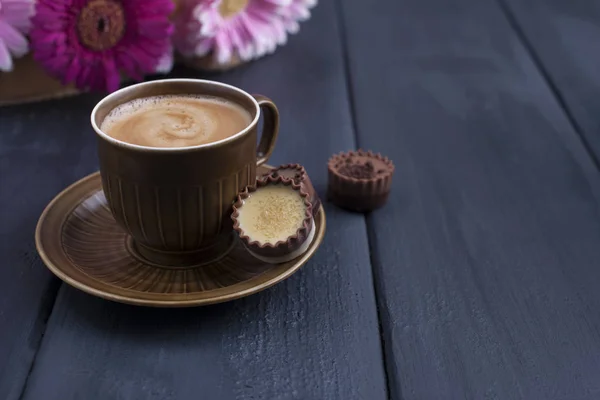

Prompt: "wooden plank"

[499,0,600,163]
[0,93,104,399]
[339,0,600,398]
[19,1,388,399]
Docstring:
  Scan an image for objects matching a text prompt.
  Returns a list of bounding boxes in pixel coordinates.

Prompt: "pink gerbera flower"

[174,0,316,66]
[30,0,175,92]
[0,0,34,72]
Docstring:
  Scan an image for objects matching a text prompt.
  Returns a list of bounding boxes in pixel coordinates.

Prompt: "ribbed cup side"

[102,162,254,251]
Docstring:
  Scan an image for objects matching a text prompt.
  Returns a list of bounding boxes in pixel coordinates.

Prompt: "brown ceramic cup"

[91,79,279,267]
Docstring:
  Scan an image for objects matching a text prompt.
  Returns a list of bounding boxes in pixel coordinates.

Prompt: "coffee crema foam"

[100,95,252,148]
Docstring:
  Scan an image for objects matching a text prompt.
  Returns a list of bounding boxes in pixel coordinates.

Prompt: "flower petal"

[154,45,174,73]
[228,22,252,61]
[289,3,311,21]
[214,31,233,64]
[2,0,35,32]
[284,20,299,34]
[238,13,267,59]
[198,9,222,37]
[0,39,14,72]
[0,20,29,57]
[76,64,92,90]
[103,57,121,92]
[263,0,292,5]
[62,55,81,84]
[88,65,104,92]
[194,37,214,57]
[138,18,173,39]
[115,50,142,80]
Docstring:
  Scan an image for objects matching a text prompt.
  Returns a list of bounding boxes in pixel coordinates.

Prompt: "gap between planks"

[495,0,600,175]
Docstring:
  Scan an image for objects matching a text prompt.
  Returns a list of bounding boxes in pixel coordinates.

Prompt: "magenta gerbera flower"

[174,0,316,66]
[30,0,175,92]
[0,0,34,72]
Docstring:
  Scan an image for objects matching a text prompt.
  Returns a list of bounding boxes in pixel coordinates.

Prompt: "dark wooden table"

[2,0,600,398]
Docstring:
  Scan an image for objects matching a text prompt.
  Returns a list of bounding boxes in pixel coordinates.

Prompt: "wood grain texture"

[19,1,388,399]
[0,94,103,399]
[339,0,600,398]
[499,0,600,164]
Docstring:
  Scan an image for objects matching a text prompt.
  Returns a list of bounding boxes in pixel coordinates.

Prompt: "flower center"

[77,0,126,51]
[218,0,249,19]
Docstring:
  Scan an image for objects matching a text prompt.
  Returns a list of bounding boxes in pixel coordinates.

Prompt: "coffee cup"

[91,79,279,266]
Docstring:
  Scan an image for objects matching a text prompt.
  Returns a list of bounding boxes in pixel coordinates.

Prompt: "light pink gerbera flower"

[0,0,34,72]
[30,0,174,92]
[174,0,316,66]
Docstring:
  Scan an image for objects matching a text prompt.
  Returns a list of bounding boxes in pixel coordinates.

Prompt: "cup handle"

[253,94,279,166]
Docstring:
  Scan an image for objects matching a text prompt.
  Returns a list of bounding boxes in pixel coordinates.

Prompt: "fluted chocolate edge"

[231,176,314,258]
[262,163,321,212]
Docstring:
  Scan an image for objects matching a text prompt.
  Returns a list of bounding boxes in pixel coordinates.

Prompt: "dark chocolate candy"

[327,150,394,212]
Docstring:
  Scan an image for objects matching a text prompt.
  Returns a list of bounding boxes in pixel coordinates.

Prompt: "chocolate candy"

[327,150,394,212]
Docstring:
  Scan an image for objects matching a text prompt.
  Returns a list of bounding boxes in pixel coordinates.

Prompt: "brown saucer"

[35,165,326,307]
